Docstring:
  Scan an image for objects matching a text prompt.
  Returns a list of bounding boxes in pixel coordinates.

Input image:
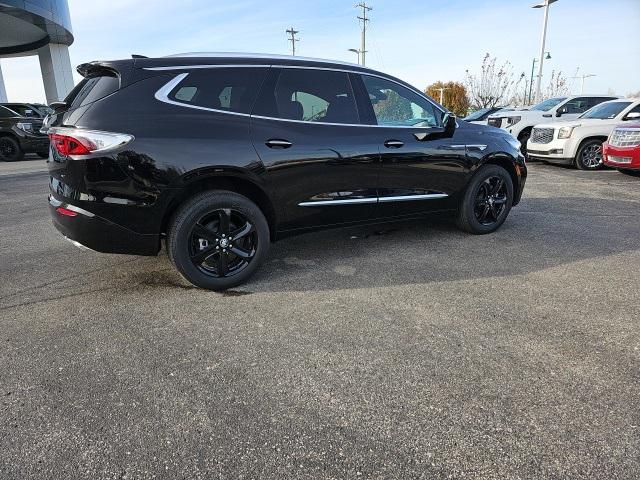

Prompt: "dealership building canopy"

[0,0,75,103]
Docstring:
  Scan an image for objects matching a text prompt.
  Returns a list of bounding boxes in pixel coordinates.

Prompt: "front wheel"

[167,190,270,290]
[575,139,604,170]
[457,165,514,234]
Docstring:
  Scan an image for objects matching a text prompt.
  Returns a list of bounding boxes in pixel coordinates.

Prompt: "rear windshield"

[64,73,120,109]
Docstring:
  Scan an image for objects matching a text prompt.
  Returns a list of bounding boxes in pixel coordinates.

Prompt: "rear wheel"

[0,136,24,162]
[457,165,514,234]
[167,190,270,290]
[575,139,604,170]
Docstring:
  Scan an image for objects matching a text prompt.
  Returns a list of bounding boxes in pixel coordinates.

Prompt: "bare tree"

[542,70,570,99]
[628,90,640,98]
[464,53,524,109]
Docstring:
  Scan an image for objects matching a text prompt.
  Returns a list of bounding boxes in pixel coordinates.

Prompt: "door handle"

[384,140,404,149]
[265,139,293,149]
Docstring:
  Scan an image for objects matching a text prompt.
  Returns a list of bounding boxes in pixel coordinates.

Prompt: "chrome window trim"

[298,193,448,207]
[152,63,447,123]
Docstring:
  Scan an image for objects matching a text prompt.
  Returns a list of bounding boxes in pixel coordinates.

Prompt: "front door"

[355,74,469,219]
[250,67,381,232]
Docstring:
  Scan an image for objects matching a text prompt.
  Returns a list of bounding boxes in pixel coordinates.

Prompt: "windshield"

[580,102,632,119]
[530,97,567,111]
[464,108,492,121]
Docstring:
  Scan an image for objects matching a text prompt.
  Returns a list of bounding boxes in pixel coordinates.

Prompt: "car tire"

[518,130,531,158]
[457,164,514,235]
[0,136,24,162]
[618,168,640,177]
[575,139,604,170]
[167,190,270,290]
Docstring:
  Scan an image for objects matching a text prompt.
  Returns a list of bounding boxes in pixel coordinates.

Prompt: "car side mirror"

[555,108,565,117]
[443,112,457,135]
[624,111,640,121]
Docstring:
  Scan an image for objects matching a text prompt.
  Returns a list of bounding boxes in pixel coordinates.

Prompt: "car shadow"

[241,195,639,293]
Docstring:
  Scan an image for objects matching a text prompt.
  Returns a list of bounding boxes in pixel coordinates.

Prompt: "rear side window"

[253,68,360,124]
[168,67,269,114]
[65,74,120,109]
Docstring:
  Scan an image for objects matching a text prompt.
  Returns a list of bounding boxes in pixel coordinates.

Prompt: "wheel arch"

[480,153,519,199]
[161,171,277,240]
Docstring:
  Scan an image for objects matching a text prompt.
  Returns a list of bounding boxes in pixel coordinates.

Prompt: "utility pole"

[572,73,596,94]
[356,2,372,66]
[286,27,299,56]
[532,0,558,103]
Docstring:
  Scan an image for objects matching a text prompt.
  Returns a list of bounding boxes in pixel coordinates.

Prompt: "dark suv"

[0,105,50,161]
[45,53,527,290]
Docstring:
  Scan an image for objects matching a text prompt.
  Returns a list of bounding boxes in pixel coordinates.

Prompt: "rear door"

[250,67,381,232]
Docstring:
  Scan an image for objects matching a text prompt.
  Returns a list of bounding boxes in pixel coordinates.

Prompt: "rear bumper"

[49,194,160,256]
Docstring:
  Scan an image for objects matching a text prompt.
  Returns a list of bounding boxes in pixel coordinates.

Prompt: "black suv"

[0,105,50,161]
[45,53,527,290]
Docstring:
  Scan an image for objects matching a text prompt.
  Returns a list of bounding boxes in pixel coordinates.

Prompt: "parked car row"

[481,95,640,175]
[0,104,50,161]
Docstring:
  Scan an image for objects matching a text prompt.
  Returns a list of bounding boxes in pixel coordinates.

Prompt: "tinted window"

[5,105,39,117]
[169,67,268,114]
[362,75,439,127]
[66,74,120,109]
[580,102,631,119]
[464,107,492,121]
[0,106,17,118]
[588,96,617,109]
[561,97,590,114]
[255,68,359,124]
[530,97,566,111]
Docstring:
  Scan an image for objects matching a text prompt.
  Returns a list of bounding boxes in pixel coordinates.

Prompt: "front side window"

[168,67,268,114]
[255,68,359,124]
[529,97,566,111]
[0,106,17,118]
[580,102,632,119]
[561,97,590,115]
[362,75,439,127]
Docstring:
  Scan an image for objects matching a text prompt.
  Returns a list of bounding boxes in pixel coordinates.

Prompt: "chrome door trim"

[378,193,448,203]
[298,197,377,207]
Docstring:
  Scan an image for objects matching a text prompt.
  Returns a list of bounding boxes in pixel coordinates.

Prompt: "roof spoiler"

[76,61,120,78]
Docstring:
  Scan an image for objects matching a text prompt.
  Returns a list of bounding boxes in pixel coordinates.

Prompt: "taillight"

[48,127,134,159]
[55,206,78,217]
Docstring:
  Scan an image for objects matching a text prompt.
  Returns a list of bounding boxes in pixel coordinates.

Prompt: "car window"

[0,106,18,118]
[529,97,566,111]
[254,68,359,124]
[587,96,617,109]
[561,97,590,114]
[624,104,640,118]
[5,105,37,117]
[66,74,120,110]
[464,108,492,121]
[169,67,268,114]
[580,102,632,119]
[361,75,439,127]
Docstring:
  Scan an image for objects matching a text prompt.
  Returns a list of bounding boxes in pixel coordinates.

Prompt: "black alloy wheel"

[457,164,514,234]
[188,208,258,278]
[575,140,604,170]
[168,190,270,290]
[0,136,24,162]
[474,176,509,226]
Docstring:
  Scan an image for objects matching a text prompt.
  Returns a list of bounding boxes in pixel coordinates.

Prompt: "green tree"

[425,81,470,117]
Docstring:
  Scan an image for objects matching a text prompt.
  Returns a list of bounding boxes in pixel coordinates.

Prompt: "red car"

[603,123,640,176]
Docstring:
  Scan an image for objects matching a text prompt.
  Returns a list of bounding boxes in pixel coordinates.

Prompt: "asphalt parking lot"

[1,160,639,479]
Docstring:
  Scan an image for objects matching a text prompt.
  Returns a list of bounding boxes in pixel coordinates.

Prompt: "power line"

[356,2,372,66]
[571,73,596,94]
[286,27,300,56]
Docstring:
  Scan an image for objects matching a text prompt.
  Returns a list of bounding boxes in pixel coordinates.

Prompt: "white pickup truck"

[527,98,640,170]
[487,95,619,153]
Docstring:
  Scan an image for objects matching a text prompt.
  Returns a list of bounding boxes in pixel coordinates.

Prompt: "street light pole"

[532,0,558,102]
[348,48,361,65]
[528,52,550,104]
[572,73,596,94]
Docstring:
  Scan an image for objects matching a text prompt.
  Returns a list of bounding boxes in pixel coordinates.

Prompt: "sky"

[1,0,639,103]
